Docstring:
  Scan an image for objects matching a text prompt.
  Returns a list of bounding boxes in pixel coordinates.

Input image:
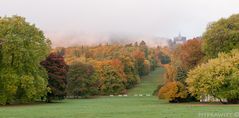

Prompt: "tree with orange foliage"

[177,38,205,70]
[163,64,177,82]
[158,81,187,102]
[92,60,127,95]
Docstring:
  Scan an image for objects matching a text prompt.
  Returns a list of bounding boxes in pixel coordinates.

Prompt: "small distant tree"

[163,64,177,82]
[143,60,150,75]
[159,54,171,64]
[41,53,68,102]
[139,40,148,58]
[133,50,145,76]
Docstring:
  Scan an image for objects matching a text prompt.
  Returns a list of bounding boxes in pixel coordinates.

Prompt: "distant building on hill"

[167,34,187,49]
[173,33,186,44]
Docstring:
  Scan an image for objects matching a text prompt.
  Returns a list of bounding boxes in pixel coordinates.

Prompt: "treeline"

[0,15,170,105]
[158,14,239,104]
[54,41,169,97]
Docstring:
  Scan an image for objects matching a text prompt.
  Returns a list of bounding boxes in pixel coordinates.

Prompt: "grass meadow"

[1,68,239,118]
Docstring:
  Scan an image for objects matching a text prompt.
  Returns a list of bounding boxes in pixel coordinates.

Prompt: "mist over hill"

[46,32,169,48]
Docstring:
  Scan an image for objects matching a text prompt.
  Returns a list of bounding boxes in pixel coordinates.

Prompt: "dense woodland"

[53,42,169,98]
[1,13,239,105]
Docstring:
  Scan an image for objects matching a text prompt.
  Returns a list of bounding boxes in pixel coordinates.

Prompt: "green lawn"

[1,68,239,118]
[127,68,165,95]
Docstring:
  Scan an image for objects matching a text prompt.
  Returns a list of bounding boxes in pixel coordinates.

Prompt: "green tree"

[0,16,50,105]
[67,62,99,98]
[202,14,239,58]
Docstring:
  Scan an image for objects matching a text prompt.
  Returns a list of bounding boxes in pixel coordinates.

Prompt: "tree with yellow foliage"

[186,49,239,104]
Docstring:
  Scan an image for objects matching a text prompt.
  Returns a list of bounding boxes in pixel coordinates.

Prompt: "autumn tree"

[133,50,145,76]
[158,38,204,103]
[202,14,239,58]
[177,38,205,70]
[67,62,99,98]
[158,81,187,102]
[0,16,50,105]
[143,60,151,75]
[186,49,239,104]
[139,40,148,58]
[118,56,140,89]
[163,64,177,82]
[93,60,126,95]
[41,53,68,102]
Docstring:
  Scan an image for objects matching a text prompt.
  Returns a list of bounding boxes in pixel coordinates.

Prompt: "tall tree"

[139,40,148,58]
[41,53,68,102]
[186,49,239,104]
[202,14,239,58]
[177,38,205,70]
[0,16,50,105]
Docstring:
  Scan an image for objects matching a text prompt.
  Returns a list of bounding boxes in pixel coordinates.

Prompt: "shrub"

[158,81,187,102]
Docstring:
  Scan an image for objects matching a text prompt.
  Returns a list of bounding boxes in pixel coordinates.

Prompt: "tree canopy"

[202,14,239,58]
[0,16,50,105]
[186,49,239,104]
[41,53,68,102]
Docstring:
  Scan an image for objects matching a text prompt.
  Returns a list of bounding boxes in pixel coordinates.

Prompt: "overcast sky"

[1,0,239,40]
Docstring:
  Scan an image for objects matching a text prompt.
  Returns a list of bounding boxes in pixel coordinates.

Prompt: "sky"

[0,0,239,46]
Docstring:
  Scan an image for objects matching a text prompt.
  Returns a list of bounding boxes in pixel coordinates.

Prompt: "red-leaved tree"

[41,53,68,102]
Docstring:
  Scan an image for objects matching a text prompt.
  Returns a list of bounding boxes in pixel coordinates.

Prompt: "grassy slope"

[127,68,165,95]
[1,68,239,118]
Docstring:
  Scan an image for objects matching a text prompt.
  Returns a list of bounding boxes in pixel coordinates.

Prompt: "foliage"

[2,68,239,118]
[143,60,151,75]
[163,64,177,82]
[158,50,171,64]
[158,38,204,103]
[119,55,140,89]
[0,16,50,105]
[67,62,99,98]
[175,67,188,84]
[93,60,126,95]
[186,49,239,104]
[133,49,146,76]
[54,41,161,96]
[177,38,205,70]
[158,81,187,102]
[41,53,68,102]
[202,14,239,58]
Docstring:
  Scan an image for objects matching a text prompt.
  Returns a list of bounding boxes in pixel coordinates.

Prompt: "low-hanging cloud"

[0,0,239,47]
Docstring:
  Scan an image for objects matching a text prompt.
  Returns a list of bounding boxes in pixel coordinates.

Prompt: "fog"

[0,0,239,47]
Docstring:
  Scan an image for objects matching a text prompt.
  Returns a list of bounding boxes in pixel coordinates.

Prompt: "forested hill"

[52,42,170,97]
